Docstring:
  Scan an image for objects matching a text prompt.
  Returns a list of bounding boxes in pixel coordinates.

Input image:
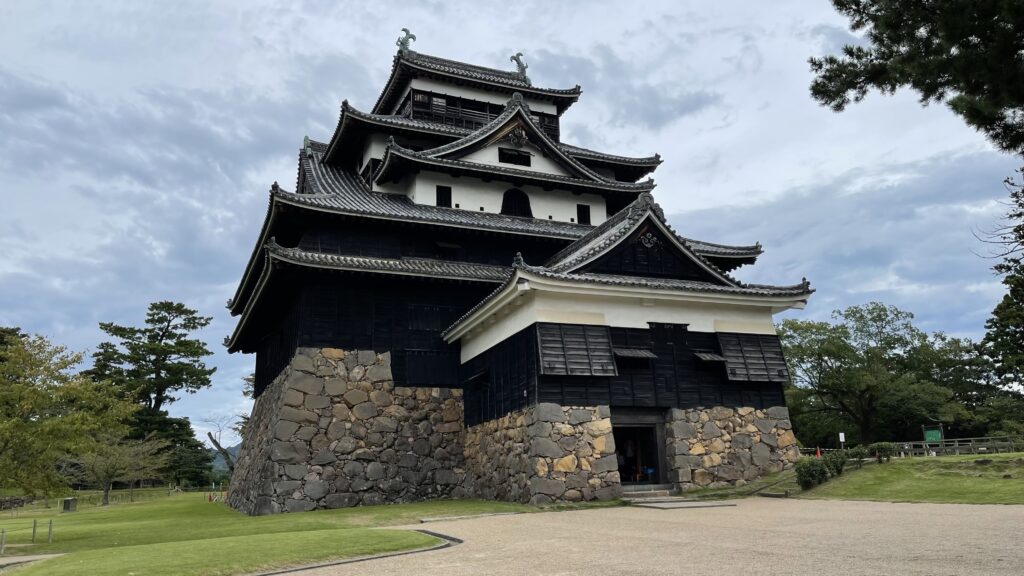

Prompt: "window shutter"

[537,323,617,376]
[716,333,790,382]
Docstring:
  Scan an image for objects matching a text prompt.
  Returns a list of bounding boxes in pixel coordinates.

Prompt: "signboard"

[838,432,846,443]
[922,424,944,442]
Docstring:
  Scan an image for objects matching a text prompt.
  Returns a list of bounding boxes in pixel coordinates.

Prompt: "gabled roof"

[442,193,812,342]
[411,93,623,184]
[322,101,662,178]
[543,192,742,286]
[374,144,656,195]
[226,241,509,352]
[372,49,582,116]
[371,101,657,195]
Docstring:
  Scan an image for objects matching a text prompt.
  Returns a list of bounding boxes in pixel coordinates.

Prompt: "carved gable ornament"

[639,231,660,249]
[506,125,528,148]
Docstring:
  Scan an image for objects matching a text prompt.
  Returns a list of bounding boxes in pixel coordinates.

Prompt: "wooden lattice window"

[537,323,618,376]
[716,333,789,383]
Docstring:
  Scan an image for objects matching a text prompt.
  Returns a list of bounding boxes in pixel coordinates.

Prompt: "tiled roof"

[327,103,661,172]
[523,265,812,297]
[376,143,656,194]
[293,143,596,239]
[373,50,582,115]
[229,140,761,316]
[267,242,510,283]
[442,256,813,339]
[558,143,661,167]
[299,140,756,256]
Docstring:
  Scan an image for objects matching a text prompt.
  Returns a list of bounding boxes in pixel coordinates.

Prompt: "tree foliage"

[0,332,136,496]
[131,408,213,486]
[810,1,1024,154]
[778,303,1022,446]
[983,169,1024,383]
[89,301,215,412]
[74,434,168,505]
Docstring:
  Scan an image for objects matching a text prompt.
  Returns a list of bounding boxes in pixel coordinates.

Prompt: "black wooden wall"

[297,215,561,267]
[457,322,786,426]
[460,326,538,427]
[250,271,493,397]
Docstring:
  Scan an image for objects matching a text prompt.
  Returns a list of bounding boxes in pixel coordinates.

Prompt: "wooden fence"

[895,436,1019,457]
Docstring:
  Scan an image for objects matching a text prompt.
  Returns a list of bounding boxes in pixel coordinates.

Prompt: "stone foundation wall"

[228,348,466,515]
[229,350,796,513]
[463,403,622,505]
[665,405,799,490]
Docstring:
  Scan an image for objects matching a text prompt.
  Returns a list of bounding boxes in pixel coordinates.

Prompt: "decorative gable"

[579,219,731,284]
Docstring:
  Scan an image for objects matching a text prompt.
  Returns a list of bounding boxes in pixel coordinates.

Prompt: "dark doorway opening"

[613,425,662,485]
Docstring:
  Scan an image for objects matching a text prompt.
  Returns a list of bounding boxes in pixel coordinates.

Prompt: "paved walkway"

[0,554,63,570]
[297,499,1023,576]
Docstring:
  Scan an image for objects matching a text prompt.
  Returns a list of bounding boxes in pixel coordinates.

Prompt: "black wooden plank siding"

[461,326,537,427]
[297,215,561,267]
[531,323,785,415]
[247,274,493,395]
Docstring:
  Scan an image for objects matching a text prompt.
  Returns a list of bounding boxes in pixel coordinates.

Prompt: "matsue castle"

[226,32,812,514]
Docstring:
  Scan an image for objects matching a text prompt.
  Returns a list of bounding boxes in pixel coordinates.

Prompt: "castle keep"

[227,33,811,514]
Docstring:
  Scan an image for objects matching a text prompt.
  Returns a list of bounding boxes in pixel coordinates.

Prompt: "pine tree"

[810,1,1024,154]
[90,301,215,411]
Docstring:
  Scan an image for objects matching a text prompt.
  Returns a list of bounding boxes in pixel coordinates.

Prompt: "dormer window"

[500,188,533,217]
[498,148,531,167]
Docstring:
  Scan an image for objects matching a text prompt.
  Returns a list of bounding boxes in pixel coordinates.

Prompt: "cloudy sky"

[1,2,1017,446]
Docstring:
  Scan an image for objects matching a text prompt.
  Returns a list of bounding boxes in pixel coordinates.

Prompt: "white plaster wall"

[409,78,558,115]
[462,143,570,177]
[360,133,389,174]
[406,171,607,224]
[459,290,778,362]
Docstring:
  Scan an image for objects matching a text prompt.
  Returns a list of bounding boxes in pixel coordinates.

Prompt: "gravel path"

[296,498,1023,576]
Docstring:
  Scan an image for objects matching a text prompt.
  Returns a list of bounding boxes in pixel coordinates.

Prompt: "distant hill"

[210,443,241,472]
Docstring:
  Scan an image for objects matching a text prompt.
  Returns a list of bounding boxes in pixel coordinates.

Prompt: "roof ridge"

[373,46,582,115]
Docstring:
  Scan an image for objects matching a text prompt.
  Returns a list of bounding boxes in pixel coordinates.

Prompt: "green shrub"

[868,442,896,463]
[795,457,830,489]
[823,450,847,476]
[847,446,869,468]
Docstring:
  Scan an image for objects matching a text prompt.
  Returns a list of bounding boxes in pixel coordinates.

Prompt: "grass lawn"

[802,452,1024,504]
[0,494,531,576]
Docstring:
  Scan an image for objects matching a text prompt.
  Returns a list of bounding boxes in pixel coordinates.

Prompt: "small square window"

[577,204,591,225]
[436,185,452,208]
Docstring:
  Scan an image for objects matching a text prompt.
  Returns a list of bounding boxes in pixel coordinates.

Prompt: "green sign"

[923,426,943,442]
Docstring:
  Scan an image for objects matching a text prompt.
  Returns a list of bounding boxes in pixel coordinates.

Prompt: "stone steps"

[621,484,675,499]
[622,490,672,499]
